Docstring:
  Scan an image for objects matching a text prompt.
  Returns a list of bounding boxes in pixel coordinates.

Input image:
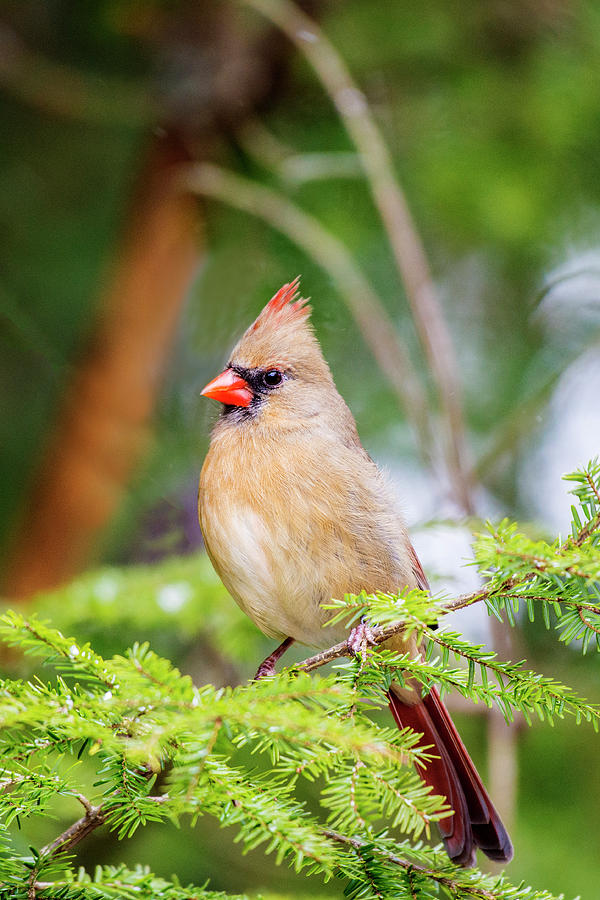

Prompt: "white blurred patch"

[378,455,496,644]
[519,348,600,534]
[520,248,600,533]
[534,249,600,343]
[412,523,493,645]
[93,574,119,603]
[156,582,192,613]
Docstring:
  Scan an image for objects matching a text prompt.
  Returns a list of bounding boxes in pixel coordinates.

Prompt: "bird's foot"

[254,659,277,679]
[253,636,295,680]
[347,621,378,660]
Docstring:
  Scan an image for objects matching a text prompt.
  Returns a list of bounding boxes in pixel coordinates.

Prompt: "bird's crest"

[231,276,324,375]
[247,277,310,334]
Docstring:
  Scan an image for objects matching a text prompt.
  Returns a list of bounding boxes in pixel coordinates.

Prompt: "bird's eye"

[262,369,283,388]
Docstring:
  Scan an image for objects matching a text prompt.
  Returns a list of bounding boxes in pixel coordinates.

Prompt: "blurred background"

[1,0,600,896]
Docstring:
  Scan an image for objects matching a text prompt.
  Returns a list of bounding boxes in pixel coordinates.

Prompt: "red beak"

[200,368,253,407]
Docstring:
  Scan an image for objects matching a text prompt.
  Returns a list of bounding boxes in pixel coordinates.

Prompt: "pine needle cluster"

[1,461,599,899]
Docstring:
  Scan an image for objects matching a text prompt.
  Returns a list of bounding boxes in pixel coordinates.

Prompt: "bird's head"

[201,278,340,428]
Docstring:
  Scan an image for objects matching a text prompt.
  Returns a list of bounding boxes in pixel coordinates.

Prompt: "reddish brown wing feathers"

[408,541,430,591]
[388,686,513,866]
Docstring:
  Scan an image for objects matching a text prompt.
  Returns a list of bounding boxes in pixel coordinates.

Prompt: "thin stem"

[241,0,474,514]
[28,802,107,897]
[26,788,170,897]
[578,607,600,635]
[237,118,362,184]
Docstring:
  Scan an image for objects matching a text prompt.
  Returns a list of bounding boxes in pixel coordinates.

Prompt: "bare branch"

[241,0,474,514]
[238,118,362,185]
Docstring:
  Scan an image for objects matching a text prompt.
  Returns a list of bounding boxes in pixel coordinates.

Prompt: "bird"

[198,277,513,867]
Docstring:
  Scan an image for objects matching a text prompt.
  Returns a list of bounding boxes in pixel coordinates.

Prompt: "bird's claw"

[347,621,378,659]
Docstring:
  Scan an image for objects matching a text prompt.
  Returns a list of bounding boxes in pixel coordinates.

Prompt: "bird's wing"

[407,541,430,591]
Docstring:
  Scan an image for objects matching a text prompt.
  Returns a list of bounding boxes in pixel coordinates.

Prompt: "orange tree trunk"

[3,132,200,598]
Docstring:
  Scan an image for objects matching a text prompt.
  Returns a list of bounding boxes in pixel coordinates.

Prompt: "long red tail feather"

[388,685,513,866]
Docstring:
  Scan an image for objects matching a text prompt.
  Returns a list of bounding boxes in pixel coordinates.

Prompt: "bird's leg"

[347,619,378,661]
[254,637,295,680]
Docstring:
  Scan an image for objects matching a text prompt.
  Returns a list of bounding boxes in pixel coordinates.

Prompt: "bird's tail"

[388,685,513,867]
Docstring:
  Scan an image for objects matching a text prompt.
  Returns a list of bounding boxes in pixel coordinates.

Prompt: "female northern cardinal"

[198,278,512,867]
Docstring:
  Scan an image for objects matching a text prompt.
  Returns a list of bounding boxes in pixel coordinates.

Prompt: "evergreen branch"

[322,760,450,841]
[578,606,600,635]
[451,461,600,616]
[326,830,498,900]
[2,461,599,898]
[26,804,106,899]
[297,601,600,726]
[481,593,600,615]
[0,612,116,692]
[0,764,71,825]
[419,630,600,726]
[22,792,175,898]
[571,505,600,547]
[298,572,599,678]
[28,863,249,900]
[326,831,563,900]
[442,577,523,616]
[184,757,341,875]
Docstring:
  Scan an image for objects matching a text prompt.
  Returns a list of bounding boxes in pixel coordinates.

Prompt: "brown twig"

[297,577,507,672]
[578,607,600,635]
[479,593,600,615]
[299,620,409,673]
[39,804,106,859]
[27,803,106,898]
[241,0,474,515]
